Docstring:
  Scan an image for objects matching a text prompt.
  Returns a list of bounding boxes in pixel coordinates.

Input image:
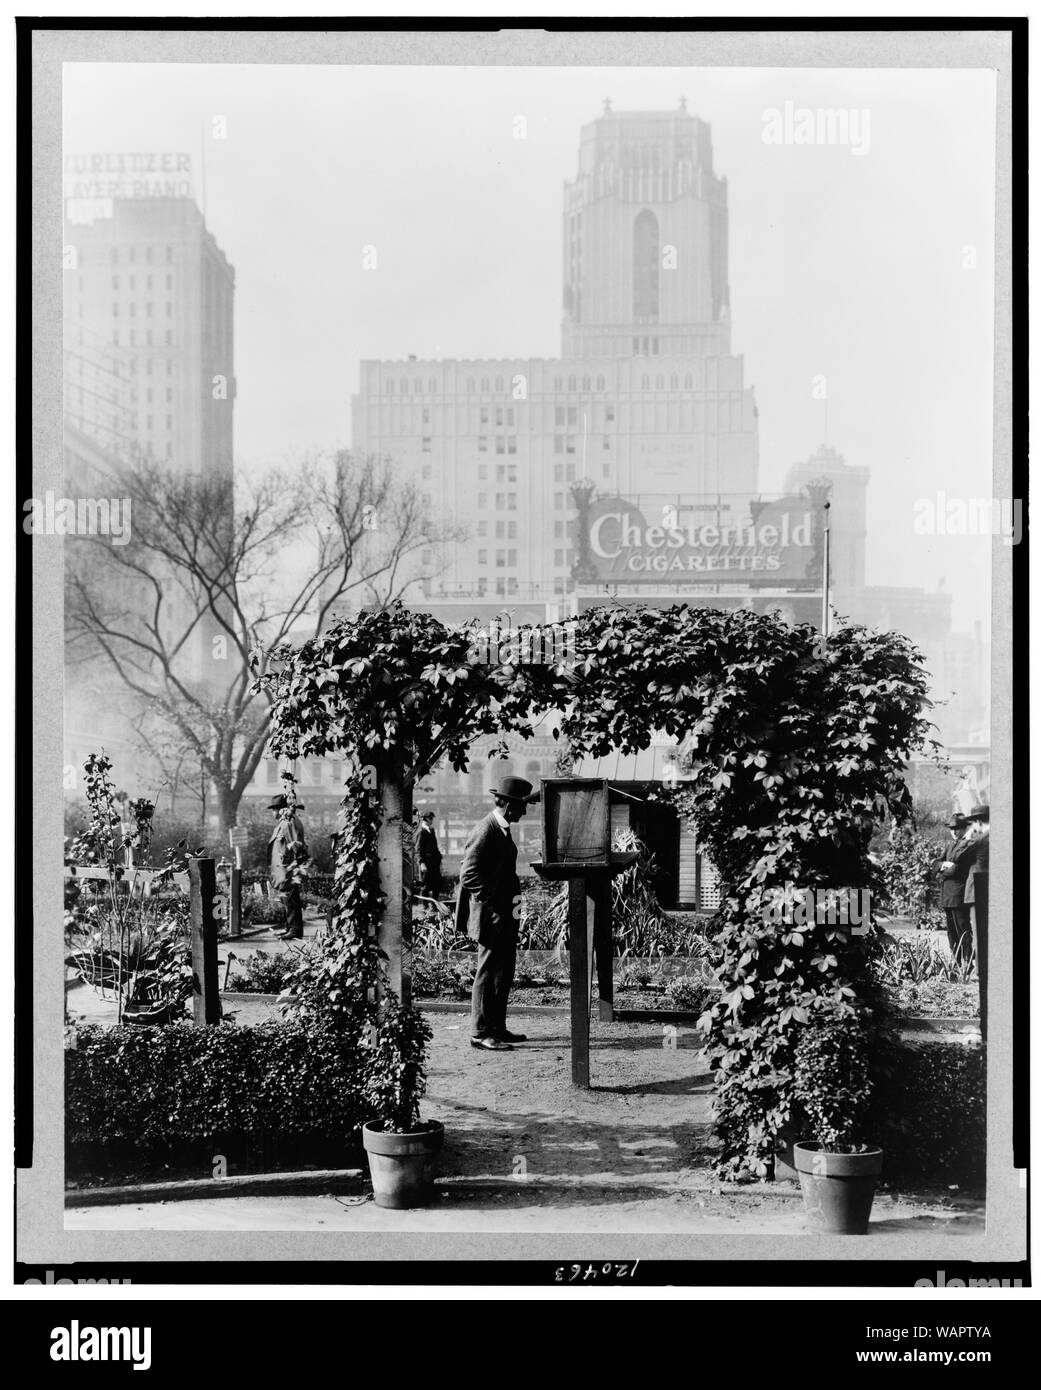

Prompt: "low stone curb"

[65,1167,366,1207]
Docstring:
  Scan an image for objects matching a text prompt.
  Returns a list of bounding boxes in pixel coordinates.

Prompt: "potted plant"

[360,998,442,1209]
[792,1010,883,1234]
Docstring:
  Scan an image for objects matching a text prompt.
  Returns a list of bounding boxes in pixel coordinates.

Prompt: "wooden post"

[377,751,413,1008]
[188,857,221,1025]
[593,878,614,1022]
[568,877,593,1087]
[229,864,242,940]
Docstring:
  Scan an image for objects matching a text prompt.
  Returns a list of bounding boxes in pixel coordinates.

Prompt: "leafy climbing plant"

[261,601,933,1164]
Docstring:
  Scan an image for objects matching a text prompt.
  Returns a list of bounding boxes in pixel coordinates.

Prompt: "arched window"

[633,209,660,322]
[400,379,408,394]
[684,374,693,390]
[480,377,489,392]
[428,376,436,392]
[495,375,504,392]
[596,375,606,391]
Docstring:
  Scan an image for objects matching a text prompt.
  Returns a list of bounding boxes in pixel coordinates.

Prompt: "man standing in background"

[938,812,978,966]
[268,794,309,941]
[416,810,443,898]
[965,804,990,1038]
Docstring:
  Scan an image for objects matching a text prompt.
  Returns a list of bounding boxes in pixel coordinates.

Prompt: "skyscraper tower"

[562,99,732,360]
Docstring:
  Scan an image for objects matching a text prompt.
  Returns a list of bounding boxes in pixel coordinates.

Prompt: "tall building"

[350,102,760,616]
[62,162,236,803]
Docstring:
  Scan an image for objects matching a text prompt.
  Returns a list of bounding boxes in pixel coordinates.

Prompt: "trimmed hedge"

[872,1038,986,1188]
[66,1020,367,1155]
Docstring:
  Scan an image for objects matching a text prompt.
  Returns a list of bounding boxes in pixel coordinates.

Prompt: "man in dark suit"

[938,812,979,965]
[964,804,989,1038]
[455,776,539,1051]
[416,811,443,897]
[267,794,309,941]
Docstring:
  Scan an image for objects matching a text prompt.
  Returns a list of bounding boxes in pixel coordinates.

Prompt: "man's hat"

[946,813,969,830]
[968,804,990,821]
[490,776,540,804]
[267,794,304,811]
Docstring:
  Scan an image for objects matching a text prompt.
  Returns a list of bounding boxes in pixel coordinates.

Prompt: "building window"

[477,463,488,479]
[478,549,488,565]
[506,407,514,426]
[641,375,650,389]
[495,493,505,509]
[652,337,660,354]
[480,406,489,424]
[606,405,615,424]
[428,377,436,392]
[554,435,563,454]
[478,436,488,452]
[421,463,432,480]
[603,434,611,450]
[146,247,153,264]
[554,492,564,509]
[554,376,563,391]
[555,549,564,566]
[422,407,430,425]
[166,247,173,263]
[422,436,431,452]
[684,374,693,389]
[554,464,563,482]
[507,494,517,511]
[566,464,575,481]
[496,579,506,596]
[508,520,518,539]
[596,374,606,390]
[554,521,564,538]
[655,374,664,389]
[495,436,504,454]
[165,330,172,345]
[128,302,136,317]
[567,406,577,426]
[508,549,517,567]
[565,436,575,454]
[480,377,489,391]
[166,273,173,290]
[112,302,120,317]
[582,376,591,391]
[477,520,487,536]
[507,437,517,455]
[633,209,660,321]
[496,550,505,568]
[467,377,475,392]
[112,249,119,265]
[496,521,505,538]
[414,379,422,393]
[495,376,503,392]
[568,375,576,391]
[478,492,487,508]
[554,577,565,595]
[633,336,640,354]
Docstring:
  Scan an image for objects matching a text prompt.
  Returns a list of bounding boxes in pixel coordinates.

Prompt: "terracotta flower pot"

[794,1141,883,1234]
[362,1120,445,1209]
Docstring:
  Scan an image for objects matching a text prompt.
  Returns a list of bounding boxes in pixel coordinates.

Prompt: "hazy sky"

[63,62,997,634]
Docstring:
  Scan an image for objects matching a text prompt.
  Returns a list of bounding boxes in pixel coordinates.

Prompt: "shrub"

[870,1039,985,1187]
[66,1019,367,1154]
[665,976,713,1013]
[226,948,303,994]
[792,1012,875,1152]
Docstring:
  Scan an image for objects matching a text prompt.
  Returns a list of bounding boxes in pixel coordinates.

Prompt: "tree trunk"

[376,749,413,1007]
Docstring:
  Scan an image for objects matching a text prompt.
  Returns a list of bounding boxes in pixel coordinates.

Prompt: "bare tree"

[66,450,459,832]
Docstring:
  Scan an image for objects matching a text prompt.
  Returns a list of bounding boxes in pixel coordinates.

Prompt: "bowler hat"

[490,776,540,804]
[946,813,969,830]
[968,804,990,820]
[267,794,305,811]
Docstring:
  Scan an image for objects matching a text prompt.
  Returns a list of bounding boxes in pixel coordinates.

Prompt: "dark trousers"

[470,933,516,1039]
[945,905,973,964]
[279,885,304,938]
[972,880,989,1040]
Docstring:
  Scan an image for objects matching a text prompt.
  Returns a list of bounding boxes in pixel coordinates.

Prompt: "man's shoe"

[470,1037,513,1051]
[499,1031,527,1043]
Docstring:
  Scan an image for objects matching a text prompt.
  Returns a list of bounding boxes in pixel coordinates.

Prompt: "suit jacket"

[965,829,989,905]
[454,812,520,947]
[268,814,308,891]
[938,833,978,908]
[417,823,442,870]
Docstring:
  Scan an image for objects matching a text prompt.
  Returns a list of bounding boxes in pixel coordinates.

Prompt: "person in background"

[937,812,978,966]
[964,804,990,1039]
[416,810,443,898]
[267,794,309,941]
[455,776,539,1051]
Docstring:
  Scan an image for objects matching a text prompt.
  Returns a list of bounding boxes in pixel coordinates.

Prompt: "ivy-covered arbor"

[260,601,932,1174]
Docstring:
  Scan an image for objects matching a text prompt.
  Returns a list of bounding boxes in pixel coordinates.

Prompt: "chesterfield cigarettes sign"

[580,495,822,586]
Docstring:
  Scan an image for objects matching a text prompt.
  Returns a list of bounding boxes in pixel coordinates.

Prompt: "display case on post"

[533,779,637,1087]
